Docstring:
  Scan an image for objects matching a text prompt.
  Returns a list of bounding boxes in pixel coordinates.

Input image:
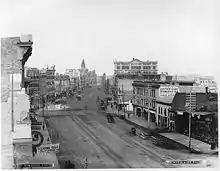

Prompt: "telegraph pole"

[122,84,125,117]
[11,69,14,132]
[188,91,192,149]
[186,88,196,150]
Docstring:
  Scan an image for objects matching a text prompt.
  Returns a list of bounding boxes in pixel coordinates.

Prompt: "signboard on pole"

[37,143,60,153]
[159,86,179,97]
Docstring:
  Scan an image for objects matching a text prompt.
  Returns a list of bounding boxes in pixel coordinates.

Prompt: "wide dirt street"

[44,85,215,168]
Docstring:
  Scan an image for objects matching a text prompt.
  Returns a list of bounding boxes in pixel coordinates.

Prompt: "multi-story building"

[45,65,56,102]
[54,73,62,97]
[113,58,161,112]
[114,58,158,76]
[25,67,41,109]
[1,35,33,169]
[54,73,71,98]
[132,79,208,130]
[88,70,97,85]
[173,75,218,93]
[64,69,80,91]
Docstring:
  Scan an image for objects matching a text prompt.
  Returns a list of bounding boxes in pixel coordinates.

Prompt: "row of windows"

[158,106,169,117]
[117,66,157,70]
[115,70,158,75]
[134,87,156,98]
[134,98,156,108]
[200,80,215,84]
[116,62,157,66]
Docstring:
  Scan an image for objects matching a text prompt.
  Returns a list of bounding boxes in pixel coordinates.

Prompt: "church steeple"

[81,59,85,69]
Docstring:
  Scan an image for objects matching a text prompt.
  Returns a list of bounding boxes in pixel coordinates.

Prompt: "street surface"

[44,85,217,168]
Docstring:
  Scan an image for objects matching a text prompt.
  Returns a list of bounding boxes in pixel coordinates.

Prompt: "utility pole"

[186,88,196,150]
[42,95,45,117]
[11,69,14,132]
[188,91,192,149]
[122,84,125,117]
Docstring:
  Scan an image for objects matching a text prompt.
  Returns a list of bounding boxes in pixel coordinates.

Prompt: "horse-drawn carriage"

[130,127,136,136]
[106,113,115,123]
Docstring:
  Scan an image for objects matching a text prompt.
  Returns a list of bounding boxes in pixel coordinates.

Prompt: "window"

[153,66,156,69]
[122,66,129,70]
[164,108,167,116]
[152,89,156,97]
[152,100,156,108]
[143,66,151,69]
[131,66,141,70]
[117,66,120,69]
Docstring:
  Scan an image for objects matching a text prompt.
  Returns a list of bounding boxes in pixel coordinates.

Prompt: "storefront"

[13,123,33,168]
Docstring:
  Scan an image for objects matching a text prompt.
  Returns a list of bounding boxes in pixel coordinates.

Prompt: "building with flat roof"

[114,58,158,76]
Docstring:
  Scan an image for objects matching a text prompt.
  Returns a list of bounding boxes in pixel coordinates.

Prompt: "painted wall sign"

[159,86,179,97]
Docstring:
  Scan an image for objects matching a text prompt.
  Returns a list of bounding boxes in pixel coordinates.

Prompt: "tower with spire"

[81,59,86,69]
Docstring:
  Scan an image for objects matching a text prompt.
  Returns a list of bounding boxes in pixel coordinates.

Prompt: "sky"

[0,0,219,77]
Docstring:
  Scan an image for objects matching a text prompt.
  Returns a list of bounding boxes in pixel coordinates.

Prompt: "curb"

[124,117,218,155]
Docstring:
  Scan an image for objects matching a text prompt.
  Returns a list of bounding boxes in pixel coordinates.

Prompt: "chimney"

[205,87,209,93]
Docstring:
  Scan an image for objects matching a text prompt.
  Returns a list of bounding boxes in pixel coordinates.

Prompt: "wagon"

[130,127,136,136]
[107,114,115,123]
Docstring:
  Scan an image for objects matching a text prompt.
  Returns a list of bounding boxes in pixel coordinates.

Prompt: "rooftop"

[171,93,218,113]
[114,58,158,64]
[156,96,174,104]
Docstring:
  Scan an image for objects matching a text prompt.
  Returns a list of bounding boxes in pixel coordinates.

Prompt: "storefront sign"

[37,143,59,153]
[31,125,42,130]
[159,86,179,97]
[31,122,42,125]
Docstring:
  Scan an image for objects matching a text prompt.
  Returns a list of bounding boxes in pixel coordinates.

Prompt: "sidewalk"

[15,113,60,168]
[160,132,218,154]
[106,104,156,129]
[28,116,60,168]
[106,104,218,155]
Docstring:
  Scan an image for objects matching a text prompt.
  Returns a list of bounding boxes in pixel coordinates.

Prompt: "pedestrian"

[42,124,45,130]
[32,147,35,157]
[67,160,71,169]
[34,146,37,155]
[65,161,68,169]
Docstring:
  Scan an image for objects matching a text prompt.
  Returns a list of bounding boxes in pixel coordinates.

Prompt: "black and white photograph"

[1,0,219,169]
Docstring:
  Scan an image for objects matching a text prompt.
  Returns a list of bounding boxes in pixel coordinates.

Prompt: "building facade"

[170,92,218,146]
[65,69,80,91]
[132,80,208,130]
[88,70,97,85]
[45,65,56,102]
[79,59,89,89]
[113,58,161,112]
[1,35,33,169]
[114,58,158,75]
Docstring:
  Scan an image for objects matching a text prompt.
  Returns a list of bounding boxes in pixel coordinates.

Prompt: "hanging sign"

[37,143,59,153]
[32,130,44,147]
